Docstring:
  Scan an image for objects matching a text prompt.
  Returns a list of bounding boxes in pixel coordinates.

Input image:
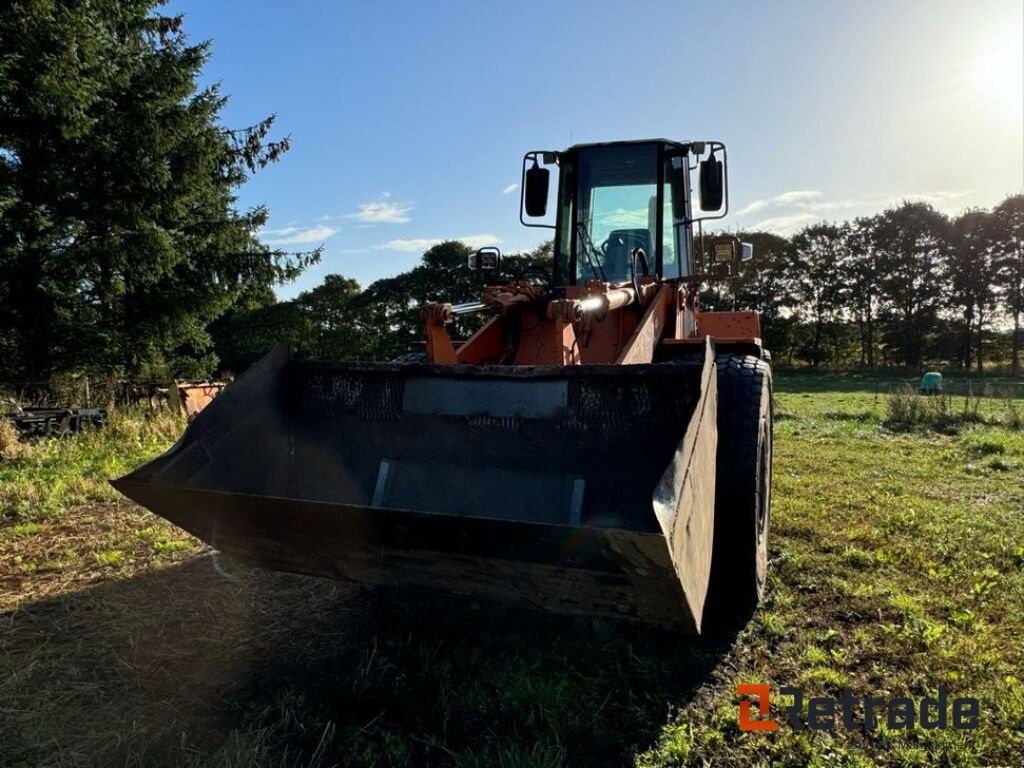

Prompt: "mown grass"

[1,375,1023,767]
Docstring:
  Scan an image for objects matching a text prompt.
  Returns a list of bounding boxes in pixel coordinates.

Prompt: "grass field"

[1,372,1023,767]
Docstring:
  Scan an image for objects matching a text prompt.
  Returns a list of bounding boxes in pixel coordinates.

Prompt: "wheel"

[704,353,773,633]
[391,352,428,364]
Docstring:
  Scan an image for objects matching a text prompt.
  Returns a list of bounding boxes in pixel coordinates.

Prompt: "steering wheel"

[631,247,650,297]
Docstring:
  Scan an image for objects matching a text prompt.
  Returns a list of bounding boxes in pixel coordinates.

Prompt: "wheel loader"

[114,139,773,634]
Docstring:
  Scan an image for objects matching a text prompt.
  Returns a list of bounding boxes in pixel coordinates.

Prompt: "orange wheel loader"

[114,139,773,634]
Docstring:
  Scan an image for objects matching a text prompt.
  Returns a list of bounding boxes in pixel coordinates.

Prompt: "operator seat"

[603,229,651,283]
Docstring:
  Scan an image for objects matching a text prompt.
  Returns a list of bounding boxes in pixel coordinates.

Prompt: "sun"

[961,27,1024,121]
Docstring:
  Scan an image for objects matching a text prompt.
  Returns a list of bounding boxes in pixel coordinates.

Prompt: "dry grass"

[0,503,199,609]
[0,418,25,461]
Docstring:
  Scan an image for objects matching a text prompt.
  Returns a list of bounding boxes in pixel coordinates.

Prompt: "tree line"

[217,196,1024,376]
[711,195,1024,373]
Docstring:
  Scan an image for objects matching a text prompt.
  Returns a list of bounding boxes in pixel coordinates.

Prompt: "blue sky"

[168,0,1024,298]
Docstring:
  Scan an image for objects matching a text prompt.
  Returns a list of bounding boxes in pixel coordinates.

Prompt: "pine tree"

[0,0,316,381]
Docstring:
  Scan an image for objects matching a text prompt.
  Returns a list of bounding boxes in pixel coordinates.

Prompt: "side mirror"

[524,160,550,218]
[699,152,724,211]
[468,246,501,272]
[740,242,754,262]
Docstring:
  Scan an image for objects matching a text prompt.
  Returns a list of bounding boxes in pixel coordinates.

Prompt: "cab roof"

[563,138,691,153]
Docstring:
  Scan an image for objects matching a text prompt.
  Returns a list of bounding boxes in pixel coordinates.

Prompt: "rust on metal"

[695,310,762,341]
[617,285,672,365]
[173,382,225,421]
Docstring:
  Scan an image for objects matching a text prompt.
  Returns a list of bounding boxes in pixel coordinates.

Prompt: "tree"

[211,298,304,375]
[992,194,1024,375]
[949,210,999,372]
[297,274,366,359]
[790,224,847,366]
[210,240,556,369]
[844,217,882,369]
[728,231,798,361]
[872,203,952,370]
[0,0,315,382]
[212,274,367,370]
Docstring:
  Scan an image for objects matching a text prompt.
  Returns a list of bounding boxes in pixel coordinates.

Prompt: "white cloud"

[802,190,971,215]
[736,188,973,234]
[374,238,438,253]
[749,213,819,233]
[348,197,413,224]
[375,234,502,252]
[261,225,337,245]
[773,190,824,205]
[735,190,824,216]
[501,183,519,195]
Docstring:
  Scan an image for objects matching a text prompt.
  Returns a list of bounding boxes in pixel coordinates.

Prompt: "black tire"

[391,352,429,364]
[704,353,773,633]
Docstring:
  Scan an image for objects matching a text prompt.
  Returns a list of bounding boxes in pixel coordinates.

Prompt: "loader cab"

[521,139,729,286]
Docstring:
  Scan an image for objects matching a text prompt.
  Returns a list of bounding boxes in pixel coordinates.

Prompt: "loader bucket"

[113,340,719,633]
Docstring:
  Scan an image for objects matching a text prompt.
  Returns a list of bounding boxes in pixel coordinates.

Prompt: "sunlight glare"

[962,34,1024,121]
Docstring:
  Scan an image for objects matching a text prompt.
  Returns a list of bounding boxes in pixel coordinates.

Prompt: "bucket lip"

[290,359,703,380]
[111,475,692,631]
[111,475,667,537]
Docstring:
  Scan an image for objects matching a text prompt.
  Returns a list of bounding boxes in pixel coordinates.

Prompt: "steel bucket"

[114,341,718,632]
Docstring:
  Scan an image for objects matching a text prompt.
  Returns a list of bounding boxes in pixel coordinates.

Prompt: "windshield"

[574,145,658,284]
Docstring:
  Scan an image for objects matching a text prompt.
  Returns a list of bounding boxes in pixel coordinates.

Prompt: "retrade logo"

[736,684,779,731]
[737,684,979,732]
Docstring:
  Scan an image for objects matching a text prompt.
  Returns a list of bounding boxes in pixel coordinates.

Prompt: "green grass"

[93,548,128,567]
[0,409,182,524]
[8,522,44,537]
[1,375,1023,767]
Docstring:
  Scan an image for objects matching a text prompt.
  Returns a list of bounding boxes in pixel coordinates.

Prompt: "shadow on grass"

[1,554,730,767]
